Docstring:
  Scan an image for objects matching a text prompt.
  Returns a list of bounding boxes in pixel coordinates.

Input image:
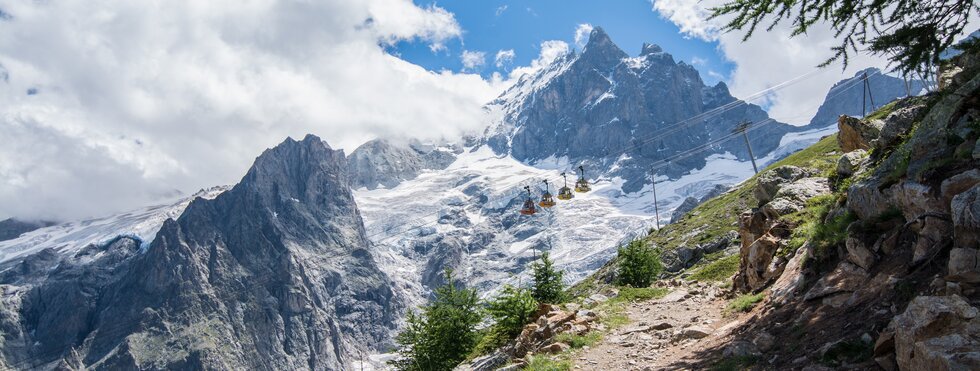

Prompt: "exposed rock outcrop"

[347,139,459,190]
[880,296,980,371]
[837,115,882,152]
[0,135,402,370]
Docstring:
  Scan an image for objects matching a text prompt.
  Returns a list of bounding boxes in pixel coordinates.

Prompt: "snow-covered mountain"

[484,27,812,193]
[808,68,925,126]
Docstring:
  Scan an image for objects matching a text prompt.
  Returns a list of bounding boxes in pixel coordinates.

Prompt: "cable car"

[575,165,592,193]
[557,172,574,200]
[520,185,537,215]
[539,180,557,208]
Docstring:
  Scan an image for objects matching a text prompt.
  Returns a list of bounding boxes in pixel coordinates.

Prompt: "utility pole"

[863,71,877,116]
[733,121,759,174]
[651,171,661,230]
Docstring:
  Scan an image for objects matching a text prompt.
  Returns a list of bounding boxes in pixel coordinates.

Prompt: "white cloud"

[649,0,940,125]
[0,0,505,221]
[574,23,594,48]
[508,40,571,80]
[460,50,486,70]
[495,49,516,68]
[690,56,707,66]
[495,5,508,16]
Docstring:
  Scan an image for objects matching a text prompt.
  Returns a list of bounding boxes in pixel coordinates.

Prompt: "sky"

[0,0,975,221]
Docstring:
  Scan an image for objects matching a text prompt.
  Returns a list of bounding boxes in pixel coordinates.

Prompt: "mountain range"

[0,26,925,370]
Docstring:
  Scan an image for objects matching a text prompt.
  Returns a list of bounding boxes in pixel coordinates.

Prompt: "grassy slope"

[570,133,843,296]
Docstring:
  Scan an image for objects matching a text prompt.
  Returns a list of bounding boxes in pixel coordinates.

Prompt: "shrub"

[688,254,740,282]
[532,252,566,304]
[616,240,662,287]
[391,270,483,371]
[726,293,765,314]
[487,285,538,337]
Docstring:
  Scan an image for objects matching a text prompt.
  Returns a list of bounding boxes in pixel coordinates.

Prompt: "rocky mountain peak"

[581,26,627,65]
[640,42,664,56]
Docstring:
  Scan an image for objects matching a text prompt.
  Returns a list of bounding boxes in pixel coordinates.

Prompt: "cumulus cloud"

[647,0,980,125]
[495,49,516,68]
[690,56,707,66]
[508,40,571,80]
[460,50,486,70]
[574,23,594,48]
[0,0,505,221]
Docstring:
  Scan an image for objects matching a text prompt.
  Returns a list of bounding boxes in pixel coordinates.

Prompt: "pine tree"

[487,284,538,337]
[617,240,663,288]
[531,252,566,304]
[391,270,483,371]
[709,0,978,78]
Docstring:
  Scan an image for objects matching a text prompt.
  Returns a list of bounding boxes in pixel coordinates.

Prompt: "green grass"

[523,355,572,371]
[711,355,759,371]
[726,293,765,314]
[595,302,630,329]
[610,287,670,303]
[554,332,603,349]
[688,254,740,282]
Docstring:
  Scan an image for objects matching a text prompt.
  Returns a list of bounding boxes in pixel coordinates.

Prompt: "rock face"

[0,218,54,242]
[485,27,807,192]
[887,296,980,371]
[808,68,925,127]
[0,135,401,370]
[837,115,882,152]
[347,139,458,190]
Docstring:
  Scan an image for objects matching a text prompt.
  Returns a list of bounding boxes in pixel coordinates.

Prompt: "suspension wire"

[365,68,880,242]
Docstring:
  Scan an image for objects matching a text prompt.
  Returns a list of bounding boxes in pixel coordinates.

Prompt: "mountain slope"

[485,27,801,192]
[0,135,401,370]
[808,68,925,126]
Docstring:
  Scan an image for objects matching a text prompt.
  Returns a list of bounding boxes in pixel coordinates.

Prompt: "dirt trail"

[574,285,747,370]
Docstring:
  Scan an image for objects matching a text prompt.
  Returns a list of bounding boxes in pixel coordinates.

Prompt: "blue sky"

[391,0,734,85]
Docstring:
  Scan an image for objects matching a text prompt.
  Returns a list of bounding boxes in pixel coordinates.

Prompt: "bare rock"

[673,325,713,341]
[837,149,867,177]
[893,180,948,219]
[848,178,895,221]
[952,184,980,249]
[941,170,980,202]
[540,342,570,354]
[804,261,869,302]
[891,295,980,371]
[874,104,928,151]
[838,115,882,152]
[753,332,775,352]
[770,249,806,304]
[947,248,980,283]
[845,225,876,270]
[736,234,782,292]
[910,216,953,265]
[754,166,813,204]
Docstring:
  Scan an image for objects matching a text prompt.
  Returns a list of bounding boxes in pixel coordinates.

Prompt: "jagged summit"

[485,25,796,192]
[640,42,664,55]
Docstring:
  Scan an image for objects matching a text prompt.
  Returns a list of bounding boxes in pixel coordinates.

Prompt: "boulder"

[910,216,953,265]
[736,234,782,292]
[836,150,867,177]
[947,248,980,283]
[539,342,570,354]
[804,261,869,303]
[738,210,768,249]
[846,235,876,270]
[754,166,812,204]
[847,178,895,221]
[893,180,947,219]
[974,139,980,160]
[890,295,980,371]
[951,184,980,249]
[770,249,806,304]
[674,325,713,341]
[875,105,927,151]
[761,198,805,219]
[838,115,882,152]
[774,177,831,203]
[753,332,775,352]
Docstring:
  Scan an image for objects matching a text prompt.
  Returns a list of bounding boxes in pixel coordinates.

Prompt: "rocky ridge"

[0,135,402,370]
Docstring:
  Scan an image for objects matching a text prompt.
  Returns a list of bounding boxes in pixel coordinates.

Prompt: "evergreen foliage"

[709,0,978,78]
[531,252,566,304]
[616,240,662,287]
[391,270,483,371]
[487,284,538,337]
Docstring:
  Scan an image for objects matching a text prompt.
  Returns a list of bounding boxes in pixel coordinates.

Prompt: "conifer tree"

[531,252,566,304]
